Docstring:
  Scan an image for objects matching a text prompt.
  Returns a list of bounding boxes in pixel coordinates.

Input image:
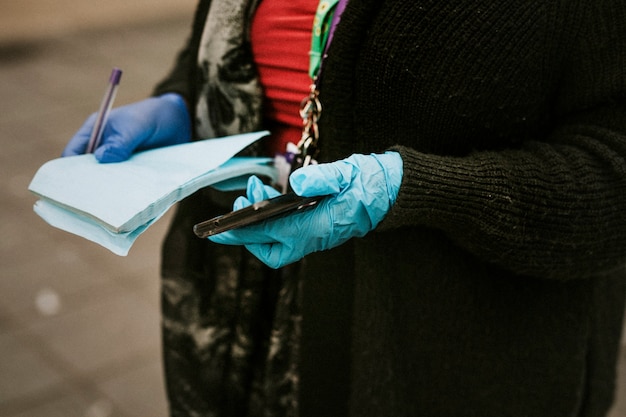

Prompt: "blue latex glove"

[62,93,191,163]
[209,152,403,268]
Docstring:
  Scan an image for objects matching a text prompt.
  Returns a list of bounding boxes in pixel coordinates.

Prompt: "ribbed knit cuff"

[377,145,508,235]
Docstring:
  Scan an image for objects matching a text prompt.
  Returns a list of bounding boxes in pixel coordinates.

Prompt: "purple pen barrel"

[86,68,123,154]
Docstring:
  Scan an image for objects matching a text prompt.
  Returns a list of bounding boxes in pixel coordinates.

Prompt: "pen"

[86,67,123,154]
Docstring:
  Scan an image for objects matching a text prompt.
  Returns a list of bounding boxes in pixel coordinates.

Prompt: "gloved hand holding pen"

[62,93,191,163]
[208,152,403,268]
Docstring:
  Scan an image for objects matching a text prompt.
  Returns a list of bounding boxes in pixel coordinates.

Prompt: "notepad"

[29,131,277,256]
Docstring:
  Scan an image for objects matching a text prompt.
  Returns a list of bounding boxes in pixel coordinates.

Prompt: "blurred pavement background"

[0,1,193,416]
[1,1,625,416]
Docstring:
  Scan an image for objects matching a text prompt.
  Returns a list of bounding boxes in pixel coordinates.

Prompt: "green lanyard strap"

[309,0,340,80]
[294,0,347,171]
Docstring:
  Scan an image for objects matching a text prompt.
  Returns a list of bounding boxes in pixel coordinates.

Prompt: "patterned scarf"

[196,0,263,139]
[161,2,302,417]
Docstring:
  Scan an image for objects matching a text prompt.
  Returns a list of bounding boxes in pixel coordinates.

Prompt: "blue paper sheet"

[29,131,277,255]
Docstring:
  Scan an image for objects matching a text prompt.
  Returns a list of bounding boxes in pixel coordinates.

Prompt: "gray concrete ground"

[1,3,626,417]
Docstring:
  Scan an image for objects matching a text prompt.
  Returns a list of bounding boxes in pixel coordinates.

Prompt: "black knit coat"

[155,0,626,416]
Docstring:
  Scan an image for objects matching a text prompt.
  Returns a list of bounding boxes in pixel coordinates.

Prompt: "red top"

[250,0,317,156]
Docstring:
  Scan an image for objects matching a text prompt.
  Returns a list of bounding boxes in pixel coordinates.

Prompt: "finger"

[61,114,97,157]
[208,229,245,245]
[246,175,281,203]
[263,184,282,199]
[233,195,252,211]
[244,242,301,269]
[208,223,280,245]
[246,176,268,203]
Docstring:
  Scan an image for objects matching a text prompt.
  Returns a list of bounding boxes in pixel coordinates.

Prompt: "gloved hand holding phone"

[208,152,403,268]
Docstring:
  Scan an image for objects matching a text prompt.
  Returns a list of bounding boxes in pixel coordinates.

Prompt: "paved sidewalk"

[0,13,192,417]
[1,5,626,417]
[0,0,195,43]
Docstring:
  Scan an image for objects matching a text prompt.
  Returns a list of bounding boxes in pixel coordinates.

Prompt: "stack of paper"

[29,131,277,255]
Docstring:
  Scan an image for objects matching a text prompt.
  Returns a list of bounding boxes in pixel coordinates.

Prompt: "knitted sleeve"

[382,0,626,280]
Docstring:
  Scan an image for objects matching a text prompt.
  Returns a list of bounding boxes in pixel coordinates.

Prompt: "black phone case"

[193,193,324,238]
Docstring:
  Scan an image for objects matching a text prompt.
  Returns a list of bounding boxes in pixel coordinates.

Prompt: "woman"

[64,0,626,416]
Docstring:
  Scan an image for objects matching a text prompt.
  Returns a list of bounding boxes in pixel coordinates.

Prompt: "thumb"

[289,160,355,197]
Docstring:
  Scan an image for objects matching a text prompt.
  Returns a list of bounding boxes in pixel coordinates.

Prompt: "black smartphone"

[193,192,325,238]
